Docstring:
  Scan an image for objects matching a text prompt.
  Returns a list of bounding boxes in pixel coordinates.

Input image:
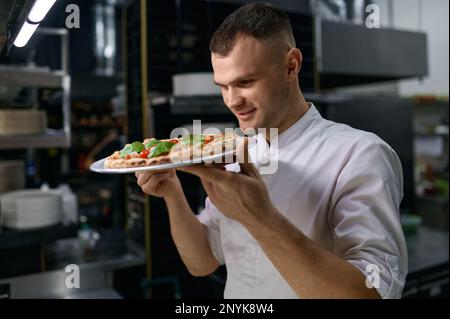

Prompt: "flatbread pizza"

[104,133,238,169]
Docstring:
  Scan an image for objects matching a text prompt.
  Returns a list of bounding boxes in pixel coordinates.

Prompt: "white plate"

[90,149,238,174]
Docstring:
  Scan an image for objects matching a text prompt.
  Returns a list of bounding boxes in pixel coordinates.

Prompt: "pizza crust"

[201,133,237,156]
[104,154,172,168]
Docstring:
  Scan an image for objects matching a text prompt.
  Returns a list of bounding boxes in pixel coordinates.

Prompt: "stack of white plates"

[0,190,62,229]
[0,160,25,194]
[0,109,46,135]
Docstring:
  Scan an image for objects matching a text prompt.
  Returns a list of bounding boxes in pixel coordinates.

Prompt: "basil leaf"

[119,144,132,158]
[131,141,145,153]
[180,135,204,146]
[145,139,161,149]
[149,141,176,158]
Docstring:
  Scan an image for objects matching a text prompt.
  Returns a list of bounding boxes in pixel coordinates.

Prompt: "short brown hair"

[210,3,295,56]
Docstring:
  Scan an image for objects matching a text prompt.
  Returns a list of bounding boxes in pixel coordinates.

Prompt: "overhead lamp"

[28,0,57,23]
[13,21,39,48]
[13,0,58,48]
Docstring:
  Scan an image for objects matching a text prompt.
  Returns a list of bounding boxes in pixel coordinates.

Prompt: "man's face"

[211,35,290,133]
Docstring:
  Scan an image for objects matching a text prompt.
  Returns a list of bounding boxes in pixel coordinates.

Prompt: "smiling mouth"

[237,108,256,120]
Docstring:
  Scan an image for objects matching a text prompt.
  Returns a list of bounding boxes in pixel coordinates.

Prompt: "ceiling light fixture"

[13,0,58,48]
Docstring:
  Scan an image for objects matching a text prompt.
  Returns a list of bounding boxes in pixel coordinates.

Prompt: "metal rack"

[0,27,71,150]
[0,223,78,250]
[0,28,73,274]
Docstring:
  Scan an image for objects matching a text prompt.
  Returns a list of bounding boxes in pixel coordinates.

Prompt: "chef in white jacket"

[136,3,407,299]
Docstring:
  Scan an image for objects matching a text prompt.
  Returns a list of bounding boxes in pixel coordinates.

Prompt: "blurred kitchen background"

[0,0,448,299]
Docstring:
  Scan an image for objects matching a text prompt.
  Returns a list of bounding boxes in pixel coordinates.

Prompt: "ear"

[285,48,302,81]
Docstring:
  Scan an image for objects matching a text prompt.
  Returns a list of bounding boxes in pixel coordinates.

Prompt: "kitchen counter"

[403,225,449,298]
[406,225,449,274]
[45,227,145,270]
[60,288,123,299]
[0,228,145,299]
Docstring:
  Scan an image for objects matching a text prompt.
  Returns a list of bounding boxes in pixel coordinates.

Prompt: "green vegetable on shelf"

[435,179,449,196]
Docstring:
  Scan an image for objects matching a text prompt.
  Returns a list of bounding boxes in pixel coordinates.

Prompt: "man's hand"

[136,169,181,198]
[177,138,274,226]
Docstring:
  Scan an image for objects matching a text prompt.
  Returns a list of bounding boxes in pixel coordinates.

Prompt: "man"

[136,4,407,299]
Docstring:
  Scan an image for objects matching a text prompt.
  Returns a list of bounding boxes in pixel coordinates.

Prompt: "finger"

[236,137,260,178]
[177,164,231,182]
[140,173,170,194]
[203,162,227,170]
[141,179,158,194]
[136,168,172,178]
[148,172,171,184]
[137,172,153,187]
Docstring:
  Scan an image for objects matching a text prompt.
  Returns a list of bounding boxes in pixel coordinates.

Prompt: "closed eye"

[238,79,255,87]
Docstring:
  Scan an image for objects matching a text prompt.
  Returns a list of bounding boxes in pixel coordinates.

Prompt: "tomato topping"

[204,135,214,144]
[169,139,179,144]
[126,155,131,160]
[140,150,150,158]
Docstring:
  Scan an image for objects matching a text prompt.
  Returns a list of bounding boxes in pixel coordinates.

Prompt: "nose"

[224,87,245,110]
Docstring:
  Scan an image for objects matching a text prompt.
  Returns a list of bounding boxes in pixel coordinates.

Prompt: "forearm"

[164,185,219,276]
[244,208,380,299]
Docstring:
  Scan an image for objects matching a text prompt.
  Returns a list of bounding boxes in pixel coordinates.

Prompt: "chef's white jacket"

[198,103,408,299]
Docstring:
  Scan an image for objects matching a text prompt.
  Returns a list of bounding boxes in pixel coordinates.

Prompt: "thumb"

[236,137,259,178]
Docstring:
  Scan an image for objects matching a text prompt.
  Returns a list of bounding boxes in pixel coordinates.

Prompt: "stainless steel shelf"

[0,223,78,250]
[0,130,70,149]
[0,28,71,150]
[0,65,69,88]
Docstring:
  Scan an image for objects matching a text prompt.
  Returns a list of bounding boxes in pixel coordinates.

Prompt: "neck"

[266,89,309,142]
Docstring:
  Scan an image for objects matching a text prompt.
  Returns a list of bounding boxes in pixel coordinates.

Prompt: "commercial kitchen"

[0,0,448,299]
